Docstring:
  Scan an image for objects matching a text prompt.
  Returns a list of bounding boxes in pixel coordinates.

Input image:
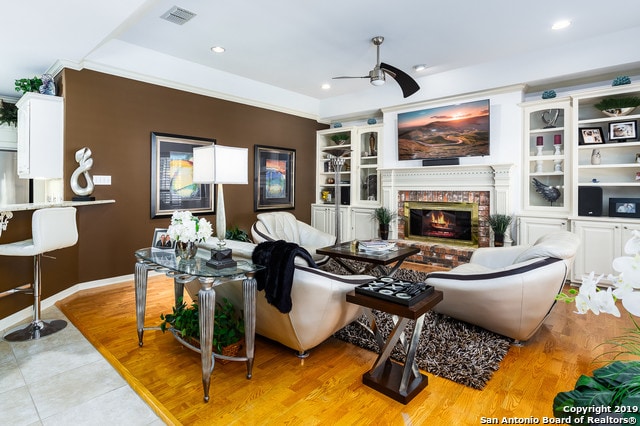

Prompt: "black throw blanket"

[252,240,317,313]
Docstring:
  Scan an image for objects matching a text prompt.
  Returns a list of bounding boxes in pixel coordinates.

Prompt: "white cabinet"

[350,207,377,240]
[313,124,383,242]
[517,216,568,245]
[0,123,17,150]
[315,124,383,206]
[520,98,572,214]
[311,204,349,241]
[571,219,640,284]
[16,93,63,179]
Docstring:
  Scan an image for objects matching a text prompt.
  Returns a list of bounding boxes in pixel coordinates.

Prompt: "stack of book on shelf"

[358,240,396,253]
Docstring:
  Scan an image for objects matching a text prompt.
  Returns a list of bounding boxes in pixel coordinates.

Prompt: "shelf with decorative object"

[521,98,572,214]
[313,124,383,241]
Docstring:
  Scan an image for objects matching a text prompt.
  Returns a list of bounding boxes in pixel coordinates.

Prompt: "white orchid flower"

[612,255,640,289]
[623,229,640,255]
[621,291,640,317]
[591,287,621,317]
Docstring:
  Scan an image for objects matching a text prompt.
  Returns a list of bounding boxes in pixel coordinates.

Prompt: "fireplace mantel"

[380,164,514,242]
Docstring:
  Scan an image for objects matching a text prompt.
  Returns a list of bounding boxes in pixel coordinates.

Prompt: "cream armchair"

[195,240,371,357]
[424,231,581,342]
[251,212,335,264]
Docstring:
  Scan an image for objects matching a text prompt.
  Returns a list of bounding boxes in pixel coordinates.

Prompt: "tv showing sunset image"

[397,99,490,161]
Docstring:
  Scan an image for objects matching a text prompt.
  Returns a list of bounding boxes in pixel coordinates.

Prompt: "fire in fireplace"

[403,201,479,246]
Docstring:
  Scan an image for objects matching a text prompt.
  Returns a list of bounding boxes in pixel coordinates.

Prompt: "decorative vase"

[601,107,636,117]
[494,234,505,247]
[175,241,198,259]
[379,224,389,240]
[591,149,601,165]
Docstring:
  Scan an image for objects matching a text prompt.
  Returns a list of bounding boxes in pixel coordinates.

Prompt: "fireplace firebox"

[403,201,479,247]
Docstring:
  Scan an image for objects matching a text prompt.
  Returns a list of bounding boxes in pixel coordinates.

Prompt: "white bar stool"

[1,207,78,341]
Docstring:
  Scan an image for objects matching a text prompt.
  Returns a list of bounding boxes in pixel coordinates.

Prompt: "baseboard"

[0,271,164,332]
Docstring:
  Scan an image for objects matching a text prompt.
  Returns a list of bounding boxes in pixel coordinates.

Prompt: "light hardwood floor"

[56,275,636,425]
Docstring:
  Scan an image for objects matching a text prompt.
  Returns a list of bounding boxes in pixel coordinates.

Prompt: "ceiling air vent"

[160,6,196,25]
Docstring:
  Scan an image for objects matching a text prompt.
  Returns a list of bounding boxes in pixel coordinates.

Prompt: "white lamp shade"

[192,145,216,183]
[214,145,248,184]
[192,145,248,184]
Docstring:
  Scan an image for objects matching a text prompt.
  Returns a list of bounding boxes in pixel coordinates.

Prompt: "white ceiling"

[4,0,640,119]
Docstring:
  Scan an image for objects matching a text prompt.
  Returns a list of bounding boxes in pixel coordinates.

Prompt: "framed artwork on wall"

[254,145,295,211]
[150,132,216,218]
[578,127,605,145]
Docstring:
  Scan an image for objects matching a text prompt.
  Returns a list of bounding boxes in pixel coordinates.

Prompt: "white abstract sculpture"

[70,147,95,200]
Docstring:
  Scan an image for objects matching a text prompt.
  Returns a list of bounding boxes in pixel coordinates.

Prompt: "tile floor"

[0,306,163,426]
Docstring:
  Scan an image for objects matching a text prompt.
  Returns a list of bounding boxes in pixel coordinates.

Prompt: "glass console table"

[134,248,264,402]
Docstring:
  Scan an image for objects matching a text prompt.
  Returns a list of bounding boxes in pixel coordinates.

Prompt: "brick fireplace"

[380,164,514,269]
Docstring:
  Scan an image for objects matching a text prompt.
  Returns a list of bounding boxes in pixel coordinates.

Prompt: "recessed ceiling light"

[413,64,428,72]
[552,20,571,30]
[322,83,331,90]
[211,46,226,53]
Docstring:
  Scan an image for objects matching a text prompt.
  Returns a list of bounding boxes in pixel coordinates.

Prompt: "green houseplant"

[594,97,640,117]
[160,297,244,355]
[488,214,512,247]
[372,207,397,240]
[330,132,350,145]
[0,101,17,126]
[15,76,43,95]
[225,225,252,242]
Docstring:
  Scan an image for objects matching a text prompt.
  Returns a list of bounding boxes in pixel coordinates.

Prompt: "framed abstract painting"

[150,132,216,218]
[254,145,295,211]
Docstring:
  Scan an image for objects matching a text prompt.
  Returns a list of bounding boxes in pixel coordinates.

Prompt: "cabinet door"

[518,216,567,245]
[351,207,377,240]
[572,221,621,282]
[311,205,350,241]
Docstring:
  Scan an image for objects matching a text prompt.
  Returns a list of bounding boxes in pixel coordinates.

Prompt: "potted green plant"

[372,207,397,240]
[225,225,252,242]
[330,132,350,145]
[15,76,43,95]
[488,214,512,247]
[594,96,640,117]
[160,297,244,357]
[0,101,17,126]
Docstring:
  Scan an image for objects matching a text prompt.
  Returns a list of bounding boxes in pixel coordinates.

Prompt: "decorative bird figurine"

[532,178,561,205]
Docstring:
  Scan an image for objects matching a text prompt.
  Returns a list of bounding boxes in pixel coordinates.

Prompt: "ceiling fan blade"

[332,76,369,79]
[381,62,420,98]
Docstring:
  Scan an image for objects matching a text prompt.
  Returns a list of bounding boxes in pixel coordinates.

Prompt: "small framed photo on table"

[578,127,605,145]
[608,120,637,142]
[152,228,175,250]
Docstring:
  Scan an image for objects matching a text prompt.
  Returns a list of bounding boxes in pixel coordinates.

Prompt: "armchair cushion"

[251,212,335,264]
[513,231,581,264]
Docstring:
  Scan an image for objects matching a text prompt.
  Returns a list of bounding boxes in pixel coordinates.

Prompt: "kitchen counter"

[0,200,115,237]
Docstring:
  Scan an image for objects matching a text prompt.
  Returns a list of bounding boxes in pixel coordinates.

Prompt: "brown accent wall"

[0,69,326,320]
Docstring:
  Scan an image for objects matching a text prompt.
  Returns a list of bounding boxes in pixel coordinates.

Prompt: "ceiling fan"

[333,36,420,98]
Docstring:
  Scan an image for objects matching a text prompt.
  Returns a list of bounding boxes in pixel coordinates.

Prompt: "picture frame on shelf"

[608,120,637,142]
[578,127,605,145]
[609,197,640,218]
[254,145,296,211]
[150,132,216,218]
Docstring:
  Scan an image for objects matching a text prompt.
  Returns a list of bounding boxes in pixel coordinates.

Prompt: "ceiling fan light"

[371,78,385,86]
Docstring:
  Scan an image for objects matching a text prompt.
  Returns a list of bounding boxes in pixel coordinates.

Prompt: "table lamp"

[193,144,248,269]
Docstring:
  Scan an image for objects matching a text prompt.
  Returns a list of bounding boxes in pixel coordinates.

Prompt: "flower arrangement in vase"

[167,211,212,259]
[553,231,640,424]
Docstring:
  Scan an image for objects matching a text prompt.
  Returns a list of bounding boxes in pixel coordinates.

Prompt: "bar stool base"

[3,319,67,342]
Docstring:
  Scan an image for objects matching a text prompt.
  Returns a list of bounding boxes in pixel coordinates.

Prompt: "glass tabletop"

[135,248,264,278]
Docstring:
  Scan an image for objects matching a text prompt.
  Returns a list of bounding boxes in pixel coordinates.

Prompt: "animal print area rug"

[325,260,512,389]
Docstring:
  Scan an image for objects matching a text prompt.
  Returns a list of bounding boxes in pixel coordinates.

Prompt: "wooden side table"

[346,289,443,404]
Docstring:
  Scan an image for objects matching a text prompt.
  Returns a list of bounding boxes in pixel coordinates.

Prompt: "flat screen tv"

[397,99,490,161]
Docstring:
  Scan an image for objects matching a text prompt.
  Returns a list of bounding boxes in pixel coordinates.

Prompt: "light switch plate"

[93,175,111,185]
